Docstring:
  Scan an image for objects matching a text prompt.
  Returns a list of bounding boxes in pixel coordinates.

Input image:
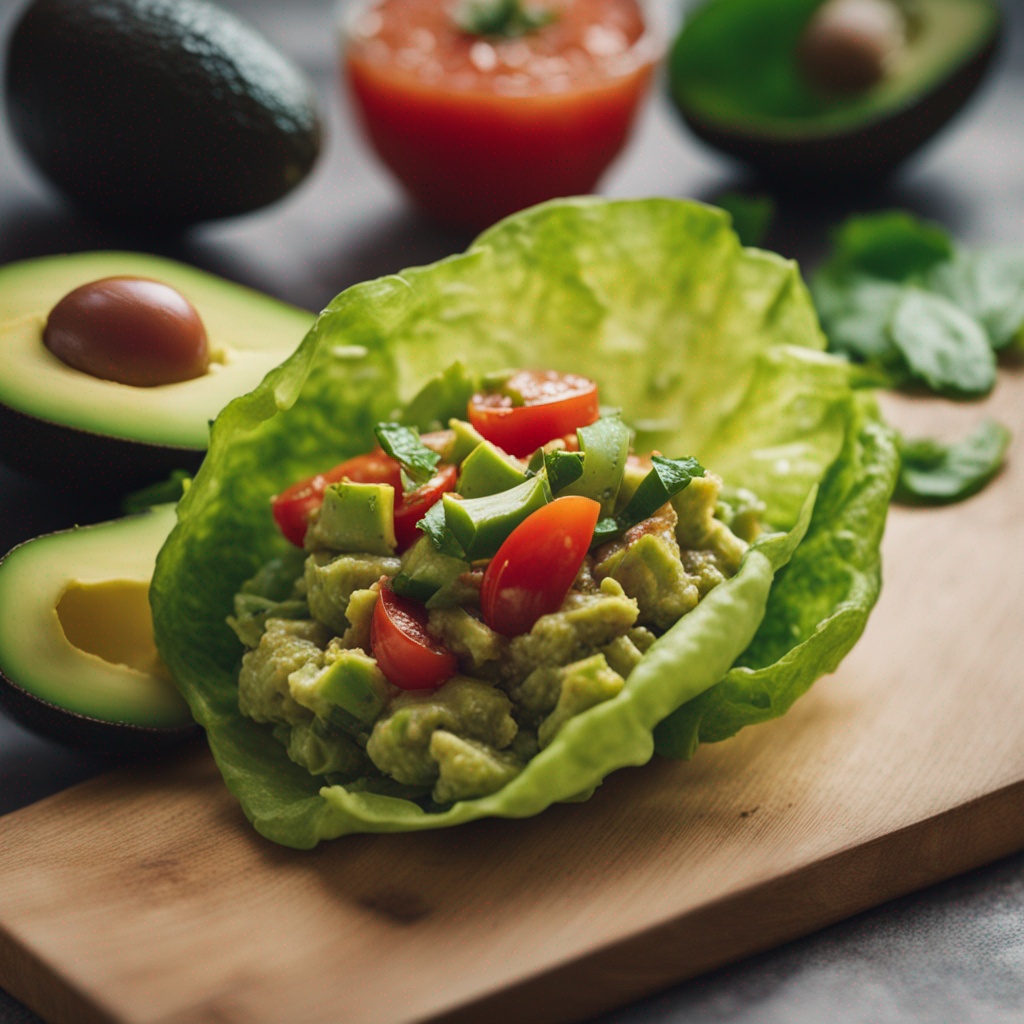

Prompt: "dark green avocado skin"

[5,0,323,228]
[0,674,199,754]
[0,400,205,492]
[678,33,1000,187]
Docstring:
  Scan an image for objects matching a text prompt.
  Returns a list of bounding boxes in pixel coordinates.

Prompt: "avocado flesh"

[0,505,195,749]
[669,0,999,179]
[0,252,314,486]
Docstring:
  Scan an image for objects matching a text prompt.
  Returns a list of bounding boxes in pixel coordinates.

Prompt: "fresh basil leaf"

[896,420,1011,504]
[374,422,441,487]
[927,249,1024,352]
[544,449,584,493]
[416,500,466,558]
[830,211,953,280]
[591,455,705,546]
[888,289,996,397]
[812,268,906,368]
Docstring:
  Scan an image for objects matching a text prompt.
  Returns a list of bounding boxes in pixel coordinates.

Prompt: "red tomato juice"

[344,0,658,229]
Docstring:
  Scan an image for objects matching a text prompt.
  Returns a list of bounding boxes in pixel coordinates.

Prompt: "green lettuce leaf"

[151,197,894,847]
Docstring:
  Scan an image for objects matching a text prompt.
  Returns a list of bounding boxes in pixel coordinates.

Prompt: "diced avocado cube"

[457,440,527,498]
[391,536,470,605]
[289,648,392,727]
[399,361,478,433]
[442,475,550,561]
[305,481,396,555]
[447,418,489,464]
[304,551,401,637]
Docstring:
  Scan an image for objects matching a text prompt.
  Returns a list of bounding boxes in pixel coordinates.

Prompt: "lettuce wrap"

[151,197,898,848]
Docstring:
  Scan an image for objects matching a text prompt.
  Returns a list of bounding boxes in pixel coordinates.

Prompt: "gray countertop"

[2,0,1023,1020]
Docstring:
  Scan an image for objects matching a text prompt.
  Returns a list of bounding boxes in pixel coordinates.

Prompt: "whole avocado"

[5,0,323,228]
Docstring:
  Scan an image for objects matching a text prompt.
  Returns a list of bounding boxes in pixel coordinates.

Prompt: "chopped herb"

[417,500,466,559]
[544,449,585,493]
[591,455,704,546]
[374,422,440,488]
[454,0,556,38]
[895,420,1011,504]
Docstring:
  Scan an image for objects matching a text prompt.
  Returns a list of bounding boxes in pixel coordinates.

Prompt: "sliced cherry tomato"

[393,464,458,550]
[481,496,601,638]
[468,370,600,458]
[271,452,402,547]
[371,581,458,690]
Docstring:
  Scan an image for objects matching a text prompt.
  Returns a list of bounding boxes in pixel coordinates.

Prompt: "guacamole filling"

[228,366,761,808]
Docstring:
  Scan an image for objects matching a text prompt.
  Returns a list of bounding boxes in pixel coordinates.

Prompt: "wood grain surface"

[0,368,1021,1024]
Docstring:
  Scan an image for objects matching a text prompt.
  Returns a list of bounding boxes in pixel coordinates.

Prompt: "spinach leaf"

[888,289,996,397]
[896,420,1011,504]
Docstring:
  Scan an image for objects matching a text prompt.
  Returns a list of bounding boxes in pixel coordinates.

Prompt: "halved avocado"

[668,0,1001,185]
[0,251,315,491]
[0,504,196,752]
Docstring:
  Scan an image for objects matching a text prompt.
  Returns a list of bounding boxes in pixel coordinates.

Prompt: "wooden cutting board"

[2,369,1022,1024]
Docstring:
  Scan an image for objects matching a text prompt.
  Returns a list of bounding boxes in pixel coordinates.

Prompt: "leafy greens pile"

[812,210,1024,396]
[151,198,898,847]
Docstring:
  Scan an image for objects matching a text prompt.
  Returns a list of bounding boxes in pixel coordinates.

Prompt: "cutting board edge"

[416,776,1024,1024]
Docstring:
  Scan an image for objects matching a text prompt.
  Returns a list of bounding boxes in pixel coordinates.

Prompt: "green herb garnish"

[812,210,1024,397]
[543,449,585,493]
[373,422,440,488]
[454,0,556,38]
[895,420,1011,504]
[591,455,704,546]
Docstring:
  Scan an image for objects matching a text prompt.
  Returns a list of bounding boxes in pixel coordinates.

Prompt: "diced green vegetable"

[399,361,478,432]
[306,481,396,555]
[442,475,551,560]
[543,448,584,493]
[563,414,631,513]
[457,439,527,498]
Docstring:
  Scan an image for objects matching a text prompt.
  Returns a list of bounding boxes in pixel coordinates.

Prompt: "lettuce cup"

[151,197,898,848]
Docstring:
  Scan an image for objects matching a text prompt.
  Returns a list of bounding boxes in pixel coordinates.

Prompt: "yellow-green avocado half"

[0,251,315,492]
[668,0,1001,185]
[0,505,194,752]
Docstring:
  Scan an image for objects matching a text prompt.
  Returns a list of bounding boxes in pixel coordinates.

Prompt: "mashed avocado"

[228,369,758,807]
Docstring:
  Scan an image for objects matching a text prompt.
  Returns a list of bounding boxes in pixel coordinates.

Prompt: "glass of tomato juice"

[341,0,662,231]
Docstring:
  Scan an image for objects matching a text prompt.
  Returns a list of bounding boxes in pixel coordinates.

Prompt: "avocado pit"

[797,0,906,95]
[44,277,210,388]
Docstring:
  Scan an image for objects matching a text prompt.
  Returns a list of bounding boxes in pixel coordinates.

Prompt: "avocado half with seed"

[0,251,314,492]
[0,505,196,752]
[668,0,1001,185]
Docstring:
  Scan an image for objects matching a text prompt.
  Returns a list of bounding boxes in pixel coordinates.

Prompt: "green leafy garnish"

[373,422,440,488]
[592,456,704,546]
[544,449,585,493]
[812,211,1024,397]
[454,0,555,38]
[417,501,466,559]
[895,420,1011,504]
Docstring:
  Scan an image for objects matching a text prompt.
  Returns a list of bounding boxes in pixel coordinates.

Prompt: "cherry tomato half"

[371,581,458,690]
[272,452,402,547]
[468,370,600,458]
[481,496,601,637]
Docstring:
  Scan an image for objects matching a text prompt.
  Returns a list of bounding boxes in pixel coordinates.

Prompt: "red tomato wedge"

[481,496,601,637]
[271,453,456,549]
[468,370,600,458]
[371,581,458,690]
